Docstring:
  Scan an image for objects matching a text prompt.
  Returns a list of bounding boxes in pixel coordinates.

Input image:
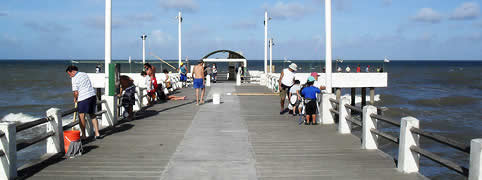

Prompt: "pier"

[0,81,461,179]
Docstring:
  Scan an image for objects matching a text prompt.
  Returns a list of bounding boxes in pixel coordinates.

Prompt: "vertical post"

[321,93,336,124]
[325,0,333,93]
[362,106,378,150]
[269,38,273,73]
[370,87,375,105]
[264,11,268,74]
[0,122,16,179]
[361,87,367,108]
[142,35,146,65]
[469,139,482,180]
[398,116,420,173]
[351,88,356,106]
[46,108,64,154]
[104,0,116,127]
[206,74,211,87]
[96,88,102,112]
[338,97,351,134]
[178,11,182,69]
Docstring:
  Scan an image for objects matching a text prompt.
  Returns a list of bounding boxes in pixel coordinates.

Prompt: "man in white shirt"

[66,65,101,139]
[278,63,297,114]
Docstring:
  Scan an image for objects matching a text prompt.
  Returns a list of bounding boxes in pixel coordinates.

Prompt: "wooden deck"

[23,82,426,180]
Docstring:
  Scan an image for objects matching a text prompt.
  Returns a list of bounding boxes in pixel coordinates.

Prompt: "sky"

[0,0,481,60]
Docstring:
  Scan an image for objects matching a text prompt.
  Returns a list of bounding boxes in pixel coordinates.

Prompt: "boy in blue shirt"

[301,76,326,125]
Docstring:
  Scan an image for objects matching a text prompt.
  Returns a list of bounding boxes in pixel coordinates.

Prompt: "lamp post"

[264,11,271,74]
[141,34,147,65]
[177,11,183,69]
[269,38,274,73]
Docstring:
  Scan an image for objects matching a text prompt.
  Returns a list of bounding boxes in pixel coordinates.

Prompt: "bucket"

[213,93,221,104]
[63,130,81,152]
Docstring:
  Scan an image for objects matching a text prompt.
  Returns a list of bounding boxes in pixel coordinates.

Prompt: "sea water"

[0,60,480,179]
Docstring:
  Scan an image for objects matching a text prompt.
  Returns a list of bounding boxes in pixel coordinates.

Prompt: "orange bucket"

[63,130,81,152]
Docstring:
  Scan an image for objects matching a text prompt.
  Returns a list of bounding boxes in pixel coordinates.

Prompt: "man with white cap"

[278,63,297,114]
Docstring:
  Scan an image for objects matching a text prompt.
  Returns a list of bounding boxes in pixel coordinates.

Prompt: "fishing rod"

[149,52,178,71]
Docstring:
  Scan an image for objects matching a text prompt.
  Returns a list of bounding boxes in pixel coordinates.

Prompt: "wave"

[409,96,479,107]
[1,113,38,124]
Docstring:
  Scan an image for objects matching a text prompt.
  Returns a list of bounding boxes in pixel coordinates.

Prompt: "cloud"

[450,2,480,20]
[84,14,156,30]
[24,21,71,33]
[151,29,173,45]
[263,1,314,20]
[412,8,443,24]
[382,0,392,7]
[126,13,157,22]
[160,0,199,12]
[0,11,7,16]
[334,0,352,11]
[230,20,257,30]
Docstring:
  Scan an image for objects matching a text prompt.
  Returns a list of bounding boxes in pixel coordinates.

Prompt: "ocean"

[0,59,481,179]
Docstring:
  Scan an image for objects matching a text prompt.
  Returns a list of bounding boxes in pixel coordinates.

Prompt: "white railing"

[326,95,481,179]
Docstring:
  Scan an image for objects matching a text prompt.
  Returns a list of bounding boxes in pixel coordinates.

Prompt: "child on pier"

[301,76,326,125]
[289,80,302,116]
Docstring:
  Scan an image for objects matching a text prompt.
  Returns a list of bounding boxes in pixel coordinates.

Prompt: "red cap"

[310,72,319,77]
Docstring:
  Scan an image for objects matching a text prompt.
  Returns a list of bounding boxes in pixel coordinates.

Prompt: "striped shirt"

[72,72,96,102]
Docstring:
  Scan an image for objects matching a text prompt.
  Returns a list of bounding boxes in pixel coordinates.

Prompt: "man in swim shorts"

[192,60,205,105]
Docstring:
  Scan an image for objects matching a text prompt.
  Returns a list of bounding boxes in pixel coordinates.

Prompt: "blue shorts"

[78,96,96,114]
[180,74,187,81]
[193,78,204,89]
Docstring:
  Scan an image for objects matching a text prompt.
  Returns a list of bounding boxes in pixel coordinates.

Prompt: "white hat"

[288,63,297,71]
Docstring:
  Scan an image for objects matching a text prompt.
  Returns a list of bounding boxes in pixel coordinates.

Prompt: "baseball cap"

[310,72,320,77]
[307,76,316,82]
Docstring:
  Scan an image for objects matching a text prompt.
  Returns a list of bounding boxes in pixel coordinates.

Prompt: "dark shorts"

[305,99,317,115]
[180,74,187,81]
[78,96,96,114]
[193,78,204,89]
[279,84,291,99]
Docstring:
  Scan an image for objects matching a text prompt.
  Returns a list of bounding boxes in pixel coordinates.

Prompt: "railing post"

[0,122,16,179]
[101,95,116,128]
[362,105,378,150]
[398,116,420,173]
[338,97,351,134]
[206,74,211,87]
[320,93,336,124]
[46,108,64,154]
[469,139,482,180]
[134,87,142,112]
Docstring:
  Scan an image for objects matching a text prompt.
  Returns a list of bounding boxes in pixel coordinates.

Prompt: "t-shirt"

[281,68,295,87]
[180,66,187,74]
[301,86,321,100]
[289,84,301,94]
[144,76,152,91]
[159,73,169,83]
[71,72,96,102]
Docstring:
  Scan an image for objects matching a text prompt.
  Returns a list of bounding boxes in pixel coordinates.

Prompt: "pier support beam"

[370,87,375,105]
[206,75,211,87]
[362,106,378,150]
[398,117,420,173]
[469,139,482,180]
[264,11,269,74]
[178,11,182,69]
[46,108,64,154]
[361,87,367,108]
[0,122,16,179]
[321,93,336,124]
[338,97,351,134]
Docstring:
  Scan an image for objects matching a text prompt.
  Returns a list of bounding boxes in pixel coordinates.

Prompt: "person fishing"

[279,63,297,114]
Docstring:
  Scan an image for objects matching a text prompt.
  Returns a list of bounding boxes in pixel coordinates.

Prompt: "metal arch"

[202,50,246,60]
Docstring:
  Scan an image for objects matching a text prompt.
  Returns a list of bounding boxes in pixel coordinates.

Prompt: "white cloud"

[263,1,314,20]
[412,8,443,24]
[382,0,392,7]
[151,29,173,45]
[450,2,480,20]
[230,20,257,30]
[160,0,198,12]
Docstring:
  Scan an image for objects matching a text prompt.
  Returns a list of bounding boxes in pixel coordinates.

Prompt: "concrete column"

[398,116,420,173]
[362,106,378,150]
[206,74,211,87]
[46,108,64,154]
[370,87,375,105]
[178,11,182,69]
[325,0,332,93]
[142,35,146,65]
[361,87,367,108]
[236,73,241,86]
[351,88,356,107]
[321,93,336,124]
[469,139,482,180]
[101,95,117,128]
[0,122,16,179]
[104,0,116,127]
[338,97,351,134]
[264,11,268,74]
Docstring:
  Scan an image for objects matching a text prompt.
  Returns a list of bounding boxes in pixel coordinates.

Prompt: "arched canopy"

[202,50,247,67]
[202,50,246,59]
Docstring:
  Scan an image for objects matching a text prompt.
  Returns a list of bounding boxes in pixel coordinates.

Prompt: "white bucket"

[213,93,221,104]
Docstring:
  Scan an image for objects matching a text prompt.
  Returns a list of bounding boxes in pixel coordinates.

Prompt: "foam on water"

[1,112,38,124]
